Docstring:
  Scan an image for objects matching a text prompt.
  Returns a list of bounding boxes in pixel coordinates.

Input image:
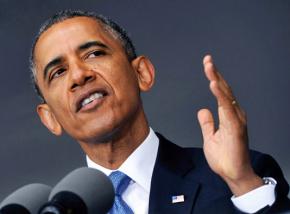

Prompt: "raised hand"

[197,55,263,196]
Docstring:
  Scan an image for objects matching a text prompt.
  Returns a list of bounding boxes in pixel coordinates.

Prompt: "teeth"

[81,92,104,107]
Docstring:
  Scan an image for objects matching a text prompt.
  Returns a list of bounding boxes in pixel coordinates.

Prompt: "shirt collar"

[86,127,159,193]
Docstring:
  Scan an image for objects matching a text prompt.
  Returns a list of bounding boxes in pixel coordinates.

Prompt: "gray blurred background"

[0,0,290,200]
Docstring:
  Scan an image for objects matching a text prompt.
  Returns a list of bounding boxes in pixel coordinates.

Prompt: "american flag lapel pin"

[171,195,185,203]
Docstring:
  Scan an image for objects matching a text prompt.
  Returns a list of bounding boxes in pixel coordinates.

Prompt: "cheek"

[45,90,73,123]
[112,65,140,94]
[113,75,140,109]
[94,60,140,104]
[45,77,71,110]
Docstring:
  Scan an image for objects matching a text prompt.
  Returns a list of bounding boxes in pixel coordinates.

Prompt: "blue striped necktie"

[108,171,134,214]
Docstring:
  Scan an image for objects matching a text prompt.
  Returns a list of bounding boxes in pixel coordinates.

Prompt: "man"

[30,10,289,213]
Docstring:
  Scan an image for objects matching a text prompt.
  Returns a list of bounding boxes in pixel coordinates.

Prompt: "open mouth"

[76,90,108,112]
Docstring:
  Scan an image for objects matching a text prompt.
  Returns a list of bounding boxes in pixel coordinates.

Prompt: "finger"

[203,55,229,88]
[215,72,233,98]
[203,55,219,82]
[213,82,247,125]
[203,54,212,64]
[213,72,247,121]
[235,104,247,124]
[210,81,240,125]
[204,55,244,123]
[210,80,233,108]
[204,55,233,101]
[197,108,215,142]
[203,56,233,99]
[214,75,246,123]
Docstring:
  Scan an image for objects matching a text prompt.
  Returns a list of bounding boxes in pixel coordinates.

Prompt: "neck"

[79,109,150,170]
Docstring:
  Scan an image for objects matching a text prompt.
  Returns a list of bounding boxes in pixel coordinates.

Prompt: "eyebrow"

[43,56,63,81]
[78,40,109,51]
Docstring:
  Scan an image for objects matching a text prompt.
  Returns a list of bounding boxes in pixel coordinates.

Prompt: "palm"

[203,120,248,179]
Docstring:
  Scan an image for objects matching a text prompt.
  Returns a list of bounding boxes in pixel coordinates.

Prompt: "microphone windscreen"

[49,167,114,214]
[0,183,51,214]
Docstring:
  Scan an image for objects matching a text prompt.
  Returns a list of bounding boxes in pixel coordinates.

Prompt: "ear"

[132,56,155,92]
[37,104,62,136]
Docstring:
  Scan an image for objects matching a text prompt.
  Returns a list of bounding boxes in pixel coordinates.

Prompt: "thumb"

[197,109,215,142]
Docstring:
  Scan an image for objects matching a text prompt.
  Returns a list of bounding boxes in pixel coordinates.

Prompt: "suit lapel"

[149,133,200,214]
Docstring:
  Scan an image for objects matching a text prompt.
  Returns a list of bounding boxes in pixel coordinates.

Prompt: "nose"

[69,60,95,91]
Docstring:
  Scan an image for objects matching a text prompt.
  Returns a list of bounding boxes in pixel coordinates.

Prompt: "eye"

[50,68,66,81]
[87,50,105,59]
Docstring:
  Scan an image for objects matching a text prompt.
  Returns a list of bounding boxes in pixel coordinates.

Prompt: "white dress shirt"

[87,128,276,213]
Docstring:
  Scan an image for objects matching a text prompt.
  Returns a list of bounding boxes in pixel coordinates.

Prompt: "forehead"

[34,17,122,74]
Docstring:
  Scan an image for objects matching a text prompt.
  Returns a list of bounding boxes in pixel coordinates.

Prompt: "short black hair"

[29,10,137,102]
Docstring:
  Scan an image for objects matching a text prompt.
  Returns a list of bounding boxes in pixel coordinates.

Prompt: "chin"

[74,119,123,144]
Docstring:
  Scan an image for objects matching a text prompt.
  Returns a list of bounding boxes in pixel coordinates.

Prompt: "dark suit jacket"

[148,133,290,214]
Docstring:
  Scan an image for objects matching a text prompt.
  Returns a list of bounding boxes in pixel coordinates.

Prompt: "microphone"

[39,167,114,214]
[0,183,52,214]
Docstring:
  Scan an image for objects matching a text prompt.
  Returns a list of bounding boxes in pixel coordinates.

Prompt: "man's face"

[34,17,146,143]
